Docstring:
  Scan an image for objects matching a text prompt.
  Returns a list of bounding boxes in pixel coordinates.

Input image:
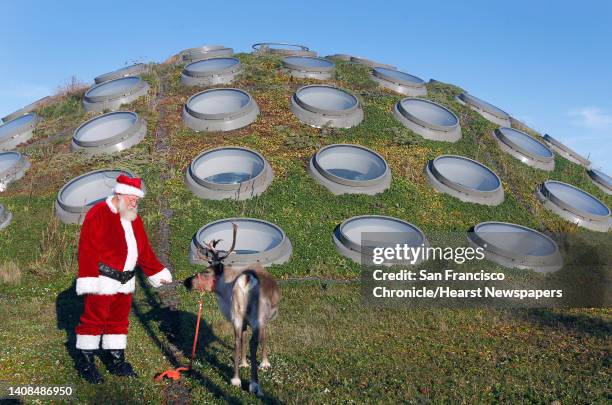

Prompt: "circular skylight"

[72,111,146,155]
[371,67,427,96]
[179,45,233,63]
[252,42,316,57]
[181,57,242,86]
[467,222,563,273]
[393,98,461,142]
[2,96,51,123]
[0,112,40,150]
[291,85,363,128]
[536,180,611,232]
[83,76,149,112]
[94,63,149,84]
[0,151,30,192]
[308,144,391,195]
[0,203,11,229]
[333,215,428,265]
[456,92,511,126]
[55,169,138,224]
[493,127,554,171]
[190,218,293,266]
[350,56,396,70]
[183,88,259,132]
[282,56,335,80]
[543,134,591,167]
[425,155,504,205]
[587,169,612,195]
[186,146,274,200]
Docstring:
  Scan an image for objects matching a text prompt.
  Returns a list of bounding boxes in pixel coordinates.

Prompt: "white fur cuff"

[102,334,127,350]
[76,334,101,350]
[76,277,100,295]
[147,268,172,288]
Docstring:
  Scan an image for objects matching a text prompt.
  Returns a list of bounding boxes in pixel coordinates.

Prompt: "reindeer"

[183,224,280,397]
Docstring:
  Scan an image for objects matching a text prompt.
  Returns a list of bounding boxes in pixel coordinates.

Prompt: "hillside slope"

[0,54,610,403]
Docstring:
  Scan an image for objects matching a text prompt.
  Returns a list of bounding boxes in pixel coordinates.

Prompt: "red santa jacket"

[75,196,172,295]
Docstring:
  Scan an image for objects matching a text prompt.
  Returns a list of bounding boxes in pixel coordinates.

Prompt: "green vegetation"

[0,54,610,403]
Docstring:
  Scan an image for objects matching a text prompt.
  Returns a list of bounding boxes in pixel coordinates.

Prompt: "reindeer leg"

[231,322,243,387]
[248,327,263,397]
[259,324,271,370]
[240,327,249,367]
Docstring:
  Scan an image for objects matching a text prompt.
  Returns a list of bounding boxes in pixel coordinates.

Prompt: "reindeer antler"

[217,223,238,261]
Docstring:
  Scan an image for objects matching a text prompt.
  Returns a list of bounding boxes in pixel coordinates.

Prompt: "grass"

[0,53,610,403]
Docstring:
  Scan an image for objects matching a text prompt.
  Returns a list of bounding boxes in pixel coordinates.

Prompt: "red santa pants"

[75,293,132,350]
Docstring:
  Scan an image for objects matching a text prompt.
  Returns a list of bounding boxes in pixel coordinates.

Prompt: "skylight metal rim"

[457,92,510,121]
[293,85,360,117]
[0,112,40,150]
[536,180,611,231]
[543,134,591,167]
[188,146,270,191]
[396,98,460,132]
[83,77,149,104]
[191,217,292,266]
[311,143,390,188]
[427,155,503,199]
[56,168,137,214]
[335,215,428,255]
[467,221,563,271]
[185,88,256,121]
[183,57,242,78]
[372,67,426,88]
[494,127,554,164]
[2,96,51,123]
[282,56,335,73]
[72,111,144,148]
[587,169,612,195]
[252,43,315,56]
[0,151,30,181]
[94,63,149,84]
[180,47,234,63]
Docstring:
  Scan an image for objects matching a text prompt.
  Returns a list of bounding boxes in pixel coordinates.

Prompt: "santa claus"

[74,174,172,384]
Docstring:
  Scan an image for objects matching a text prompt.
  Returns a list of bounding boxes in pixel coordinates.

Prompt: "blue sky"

[1,0,611,173]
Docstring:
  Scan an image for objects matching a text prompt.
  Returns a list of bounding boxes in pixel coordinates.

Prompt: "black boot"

[78,350,104,384]
[106,350,137,377]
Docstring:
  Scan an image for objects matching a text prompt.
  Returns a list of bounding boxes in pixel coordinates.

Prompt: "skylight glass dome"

[0,151,30,192]
[291,85,363,128]
[282,56,335,80]
[71,111,146,155]
[393,98,461,142]
[0,112,40,150]
[186,146,274,200]
[456,92,511,126]
[371,67,427,96]
[190,218,293,266]
[493,127,554,171]
[183,88,260,132]
[181,57,242,86]
[83,77,149,112]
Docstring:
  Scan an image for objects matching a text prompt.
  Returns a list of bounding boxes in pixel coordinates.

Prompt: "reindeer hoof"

[259,359,271,370]
[231,377,241,387]
[239,360,249,368]
[249,381,263,397]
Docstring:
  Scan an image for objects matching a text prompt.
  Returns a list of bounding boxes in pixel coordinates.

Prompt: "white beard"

[118,198,138,222]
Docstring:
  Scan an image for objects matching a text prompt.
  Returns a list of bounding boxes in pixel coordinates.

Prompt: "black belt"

[98,263,135,284]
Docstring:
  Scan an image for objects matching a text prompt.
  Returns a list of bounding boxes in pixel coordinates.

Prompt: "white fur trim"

[76,277,100,295]
[114,183,144,198]
[98,275,136,295]
[76,275,135,295]
[102,334,127,350]
[147,268,172,288]
[76,334,101,350]
[121,219,138,271]
[106,196,118,214]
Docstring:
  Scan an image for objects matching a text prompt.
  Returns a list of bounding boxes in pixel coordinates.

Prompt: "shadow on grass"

[133,272,283,404]
[55,281,84,377]
[521,308,612,338]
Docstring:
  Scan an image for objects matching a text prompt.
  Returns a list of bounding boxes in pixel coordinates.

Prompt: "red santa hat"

[113,174,145,198]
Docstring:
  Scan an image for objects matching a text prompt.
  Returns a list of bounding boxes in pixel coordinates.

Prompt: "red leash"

[155,273,207,382]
